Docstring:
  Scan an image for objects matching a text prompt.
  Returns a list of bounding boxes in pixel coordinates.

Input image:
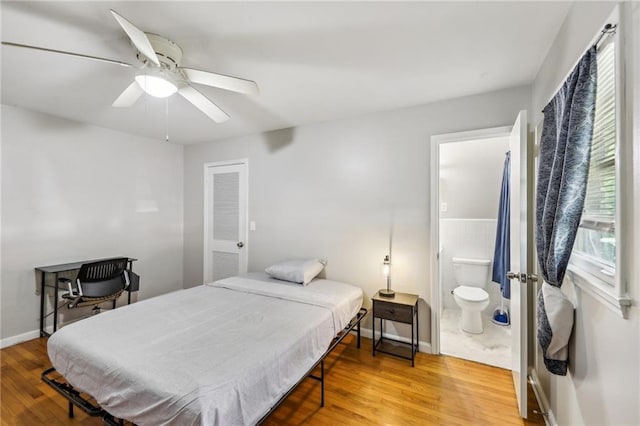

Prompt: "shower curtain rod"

[593,23,617,48]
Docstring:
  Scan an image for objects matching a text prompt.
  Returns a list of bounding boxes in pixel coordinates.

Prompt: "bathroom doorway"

[432,128,512,369]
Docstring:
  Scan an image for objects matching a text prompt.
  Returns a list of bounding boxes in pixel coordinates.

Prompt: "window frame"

[566,10,631,319]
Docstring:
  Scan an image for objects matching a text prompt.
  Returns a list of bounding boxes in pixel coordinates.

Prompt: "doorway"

[434,131,512,368]
[203,159,249,283]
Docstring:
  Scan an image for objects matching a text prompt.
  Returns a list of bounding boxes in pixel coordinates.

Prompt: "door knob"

[237,241,244,248]
[506,271,519,280]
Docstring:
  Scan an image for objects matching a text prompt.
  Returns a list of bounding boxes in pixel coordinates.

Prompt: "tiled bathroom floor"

[440,308,511,370]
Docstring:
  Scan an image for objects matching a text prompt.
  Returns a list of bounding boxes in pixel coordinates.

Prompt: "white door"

[508,110,529,418]
[204,161,248,283]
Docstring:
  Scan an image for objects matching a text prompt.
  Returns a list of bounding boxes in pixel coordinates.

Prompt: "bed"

[44,272,365,425]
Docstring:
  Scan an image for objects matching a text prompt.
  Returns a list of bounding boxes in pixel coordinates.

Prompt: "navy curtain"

[492,151,511,299]
[536,46,597,376]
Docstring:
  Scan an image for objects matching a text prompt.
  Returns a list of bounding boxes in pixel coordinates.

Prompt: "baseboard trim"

[0,329,41,349]
[529,368,557,426]
[1,318,80,350]
[354,327,432,354]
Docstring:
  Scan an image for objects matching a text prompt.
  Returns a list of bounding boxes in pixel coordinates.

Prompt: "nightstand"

[372,291,419,367]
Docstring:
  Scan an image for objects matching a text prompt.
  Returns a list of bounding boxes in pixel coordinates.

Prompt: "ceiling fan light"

[135,74,177,98]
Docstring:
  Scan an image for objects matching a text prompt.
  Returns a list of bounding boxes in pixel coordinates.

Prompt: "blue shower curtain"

[492,152,511,299]
[536,47,597,376]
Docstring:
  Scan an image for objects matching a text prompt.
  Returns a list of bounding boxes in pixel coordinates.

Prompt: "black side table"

[372,291,419,367]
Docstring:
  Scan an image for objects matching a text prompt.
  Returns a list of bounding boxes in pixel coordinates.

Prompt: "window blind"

[581,40,616,232]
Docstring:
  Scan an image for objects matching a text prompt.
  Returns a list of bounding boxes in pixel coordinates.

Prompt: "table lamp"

[379,254,395,297]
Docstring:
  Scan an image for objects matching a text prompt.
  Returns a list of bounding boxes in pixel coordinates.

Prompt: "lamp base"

[378,289,395,298]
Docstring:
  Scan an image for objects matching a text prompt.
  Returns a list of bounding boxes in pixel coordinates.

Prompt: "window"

[568,17,631,318]
[572,38,617,284]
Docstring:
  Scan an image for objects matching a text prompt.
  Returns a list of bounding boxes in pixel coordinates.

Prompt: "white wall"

[184,85,531,343]
[439,137,509,219]
[531,3,640,425]
[1,105,184,342]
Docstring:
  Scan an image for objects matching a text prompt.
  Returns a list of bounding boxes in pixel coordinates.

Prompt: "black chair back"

[77,258,128,298]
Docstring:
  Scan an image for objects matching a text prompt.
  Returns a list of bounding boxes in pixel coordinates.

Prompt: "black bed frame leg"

[68,401,74,418]
[255,308,367,425]
[320,360,325,407]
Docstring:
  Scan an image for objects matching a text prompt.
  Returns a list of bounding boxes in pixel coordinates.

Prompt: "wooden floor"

[1,336,545,425]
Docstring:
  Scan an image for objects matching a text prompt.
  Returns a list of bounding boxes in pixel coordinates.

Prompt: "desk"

[35,257,138,337]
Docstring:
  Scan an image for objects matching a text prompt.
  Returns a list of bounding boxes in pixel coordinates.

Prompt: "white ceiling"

[1,1,572,145]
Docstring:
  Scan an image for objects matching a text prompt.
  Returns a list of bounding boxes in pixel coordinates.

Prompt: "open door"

[508,110,529,418]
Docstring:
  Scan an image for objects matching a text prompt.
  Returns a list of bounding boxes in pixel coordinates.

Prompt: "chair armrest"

[58,277,82,297]
[123,270,130,290]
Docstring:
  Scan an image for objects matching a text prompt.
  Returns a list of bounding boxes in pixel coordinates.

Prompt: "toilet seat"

[453,285,489,302]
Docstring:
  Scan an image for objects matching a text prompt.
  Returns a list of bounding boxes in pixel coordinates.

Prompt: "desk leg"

[40,272,46,337]
[53,272,59,333]
[127,261,133,305]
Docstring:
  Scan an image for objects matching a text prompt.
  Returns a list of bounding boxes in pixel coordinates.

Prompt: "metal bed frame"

[42,307,368,425]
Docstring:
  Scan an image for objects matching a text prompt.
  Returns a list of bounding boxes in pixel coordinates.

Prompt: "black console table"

[35,257,138,337]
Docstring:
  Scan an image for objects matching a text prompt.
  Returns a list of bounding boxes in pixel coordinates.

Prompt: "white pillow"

[265,258,327,285]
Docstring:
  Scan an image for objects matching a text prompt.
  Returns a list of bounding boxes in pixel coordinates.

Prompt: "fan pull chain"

[165,98,170,142]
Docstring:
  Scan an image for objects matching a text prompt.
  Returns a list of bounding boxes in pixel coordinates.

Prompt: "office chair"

[60,258,130,313]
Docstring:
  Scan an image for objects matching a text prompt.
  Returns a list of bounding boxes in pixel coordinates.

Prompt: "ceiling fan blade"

[1,41,132,67]
[178,85,230,123]
[112,81,144,107]
[180,68,259,96]
[110,9,160,67]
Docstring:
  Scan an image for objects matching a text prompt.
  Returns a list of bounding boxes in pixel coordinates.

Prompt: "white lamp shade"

[135,74,177,98]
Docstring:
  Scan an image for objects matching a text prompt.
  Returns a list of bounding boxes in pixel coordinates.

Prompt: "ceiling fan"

[2,9,259,124]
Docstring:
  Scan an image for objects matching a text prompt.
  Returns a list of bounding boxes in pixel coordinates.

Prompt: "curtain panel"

[492,151,511,300]
[536,46,597,376]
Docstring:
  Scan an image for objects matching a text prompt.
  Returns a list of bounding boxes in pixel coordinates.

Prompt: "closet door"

[204,160,248,283]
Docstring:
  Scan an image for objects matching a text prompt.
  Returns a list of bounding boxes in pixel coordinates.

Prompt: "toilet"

[452,257,491,334]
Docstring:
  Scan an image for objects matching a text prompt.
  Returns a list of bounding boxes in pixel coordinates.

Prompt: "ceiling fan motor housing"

[136,33,183,70]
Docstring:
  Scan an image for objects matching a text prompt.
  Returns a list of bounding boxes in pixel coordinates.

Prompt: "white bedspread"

[48,274,363,426]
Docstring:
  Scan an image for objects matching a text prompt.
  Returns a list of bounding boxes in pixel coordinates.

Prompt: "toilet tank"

[452,257,491,288]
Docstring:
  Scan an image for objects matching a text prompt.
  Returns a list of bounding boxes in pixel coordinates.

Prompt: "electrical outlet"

[441,202,448,212]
